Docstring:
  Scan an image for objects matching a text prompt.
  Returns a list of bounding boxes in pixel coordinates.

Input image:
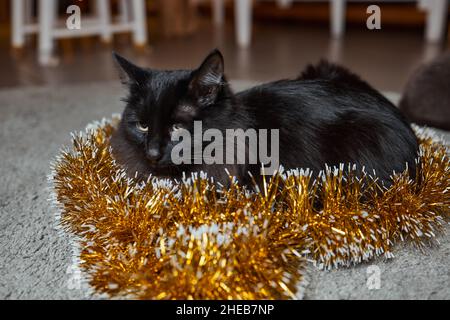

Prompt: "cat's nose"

[146,148,162,162]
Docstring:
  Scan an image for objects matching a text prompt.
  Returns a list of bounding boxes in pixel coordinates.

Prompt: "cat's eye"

[136,122,149,133]
[172,124,183,132]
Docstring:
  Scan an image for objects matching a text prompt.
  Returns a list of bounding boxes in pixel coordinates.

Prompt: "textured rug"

[0,81,449,299]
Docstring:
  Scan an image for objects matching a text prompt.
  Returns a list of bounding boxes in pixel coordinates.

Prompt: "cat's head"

[113,49,235,167]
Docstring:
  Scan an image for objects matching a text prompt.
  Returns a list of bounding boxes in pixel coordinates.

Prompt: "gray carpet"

[0,81,448,299]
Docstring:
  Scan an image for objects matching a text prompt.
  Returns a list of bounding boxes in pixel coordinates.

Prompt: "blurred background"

[0,0,449,92]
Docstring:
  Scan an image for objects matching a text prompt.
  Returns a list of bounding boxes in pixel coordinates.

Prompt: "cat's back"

[236,60,402,123]
[238,60,384,101]
[234,61,419,183]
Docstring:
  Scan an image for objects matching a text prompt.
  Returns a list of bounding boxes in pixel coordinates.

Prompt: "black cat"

[110,49,418,188]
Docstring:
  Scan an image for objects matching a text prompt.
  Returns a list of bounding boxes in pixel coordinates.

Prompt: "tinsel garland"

[51,117,449,299]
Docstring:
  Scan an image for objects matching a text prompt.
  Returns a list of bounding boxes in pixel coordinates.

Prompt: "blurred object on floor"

[400,53,450,130]
[11,0,148,65]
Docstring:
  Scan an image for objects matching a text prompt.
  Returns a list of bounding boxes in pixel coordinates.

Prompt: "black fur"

[111,50,418,187]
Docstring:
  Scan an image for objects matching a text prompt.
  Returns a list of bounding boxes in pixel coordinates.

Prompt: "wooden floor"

[0,18,448,92]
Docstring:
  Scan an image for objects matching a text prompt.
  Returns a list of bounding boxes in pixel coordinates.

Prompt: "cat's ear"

[113,52,146,85]
[189,49,224,105]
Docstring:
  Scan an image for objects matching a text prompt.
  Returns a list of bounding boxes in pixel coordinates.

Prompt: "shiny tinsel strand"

[51,118,449,298]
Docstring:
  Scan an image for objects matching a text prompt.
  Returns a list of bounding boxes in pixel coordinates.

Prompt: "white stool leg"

[234,0,252,48]
[96,0,112,43]
[131,0,147,46]
[425,0,448,43]
[12,0,25,48]
[25,0,34,24]
[212,0,225,26]
[38,0,55,65]
[119,0,129,24]
[331,0,346,38]
[418,0,428,11]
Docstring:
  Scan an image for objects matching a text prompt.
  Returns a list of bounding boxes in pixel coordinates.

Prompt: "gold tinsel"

[51,117,449,299]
